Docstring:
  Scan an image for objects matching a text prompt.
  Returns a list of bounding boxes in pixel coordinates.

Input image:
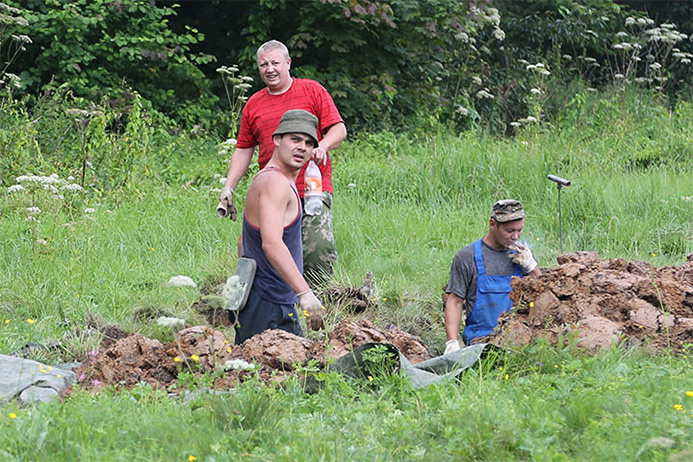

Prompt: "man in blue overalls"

[443,200,541,354]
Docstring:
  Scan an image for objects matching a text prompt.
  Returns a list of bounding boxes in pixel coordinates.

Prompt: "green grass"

[1,347,692,461]
[1,89,692,460]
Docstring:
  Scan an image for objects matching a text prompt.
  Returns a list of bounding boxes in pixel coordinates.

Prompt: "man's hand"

[298,290,325,331]
[312,145,328,165]
[509,243,538,273]
[444,339,461,355]
[218,187,237,221]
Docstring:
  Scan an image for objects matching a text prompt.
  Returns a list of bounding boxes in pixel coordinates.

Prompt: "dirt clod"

[490,252,693,352]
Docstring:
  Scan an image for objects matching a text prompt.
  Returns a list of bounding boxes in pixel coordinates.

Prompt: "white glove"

[509,243,538,273]
[217,187,237,221]
[298,290,324,331]
[444,339,461,355]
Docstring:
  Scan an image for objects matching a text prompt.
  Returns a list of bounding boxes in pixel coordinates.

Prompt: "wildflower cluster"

[217,65,253,139]
[5,173,90,219]
[0,2,31,92]
[607,16,690,92]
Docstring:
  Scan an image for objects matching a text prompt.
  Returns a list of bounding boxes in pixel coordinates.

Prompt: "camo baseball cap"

[491,199,525,223]
[273,109,319,146]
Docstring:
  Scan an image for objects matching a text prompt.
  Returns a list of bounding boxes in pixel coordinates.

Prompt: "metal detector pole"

[548,174,572,254]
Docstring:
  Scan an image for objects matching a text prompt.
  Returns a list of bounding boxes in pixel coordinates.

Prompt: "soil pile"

[484,251,693,352]
[74,319,431,391]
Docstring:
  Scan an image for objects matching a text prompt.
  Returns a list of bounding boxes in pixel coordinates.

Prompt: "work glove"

[217,187,237,221]
[444,339,461,355]
[298,290,325,331]
[509,242,538,273]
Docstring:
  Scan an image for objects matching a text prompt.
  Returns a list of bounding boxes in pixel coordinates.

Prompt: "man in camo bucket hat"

[443,199,541,354]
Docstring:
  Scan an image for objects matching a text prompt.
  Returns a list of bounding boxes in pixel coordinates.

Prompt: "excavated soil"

[479,251,693,353]
[73,252,693,392]
[73,319,431,391]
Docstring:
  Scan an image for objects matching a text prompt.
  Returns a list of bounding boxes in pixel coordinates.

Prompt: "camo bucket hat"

[491,199,525,223]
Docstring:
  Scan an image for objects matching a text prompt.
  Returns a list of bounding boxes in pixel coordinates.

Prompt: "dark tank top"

[241,168,303,304]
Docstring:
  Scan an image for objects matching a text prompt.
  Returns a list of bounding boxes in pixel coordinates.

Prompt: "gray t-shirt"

[446,240,530,318]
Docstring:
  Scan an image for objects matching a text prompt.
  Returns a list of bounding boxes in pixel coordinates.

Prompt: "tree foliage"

[3,0,692,135]
[7,0,216,127]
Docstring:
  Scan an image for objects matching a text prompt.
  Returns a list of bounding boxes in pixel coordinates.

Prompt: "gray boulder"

[0,354,76,404]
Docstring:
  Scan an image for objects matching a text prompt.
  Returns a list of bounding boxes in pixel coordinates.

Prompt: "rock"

[0,355,75,404]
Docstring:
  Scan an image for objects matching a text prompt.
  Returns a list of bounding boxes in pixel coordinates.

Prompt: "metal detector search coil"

[548,174,571,187]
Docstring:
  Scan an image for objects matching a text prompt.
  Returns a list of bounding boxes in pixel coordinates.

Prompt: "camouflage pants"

[301,191,337,287]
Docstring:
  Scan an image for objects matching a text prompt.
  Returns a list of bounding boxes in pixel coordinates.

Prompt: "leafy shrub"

[7,0,218,128]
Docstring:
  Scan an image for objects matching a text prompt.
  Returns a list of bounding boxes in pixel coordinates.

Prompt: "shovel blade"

[225,257,256,312]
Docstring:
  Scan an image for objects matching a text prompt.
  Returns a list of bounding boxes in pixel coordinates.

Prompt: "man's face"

[257,49,291,92]
[489,218,524,250]
[273,133,316,169]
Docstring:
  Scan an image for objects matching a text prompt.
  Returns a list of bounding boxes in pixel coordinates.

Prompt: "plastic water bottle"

[304,160,324,216]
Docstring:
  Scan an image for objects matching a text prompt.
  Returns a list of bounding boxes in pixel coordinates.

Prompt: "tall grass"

[1,88,692,460]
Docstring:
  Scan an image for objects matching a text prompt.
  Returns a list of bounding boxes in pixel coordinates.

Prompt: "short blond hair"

[256,40,290,61]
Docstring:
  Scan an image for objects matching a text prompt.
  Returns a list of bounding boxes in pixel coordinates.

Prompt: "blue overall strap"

[463,239,522,344]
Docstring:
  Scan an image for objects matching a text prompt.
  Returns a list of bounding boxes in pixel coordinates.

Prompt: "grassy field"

[1,90,692,460]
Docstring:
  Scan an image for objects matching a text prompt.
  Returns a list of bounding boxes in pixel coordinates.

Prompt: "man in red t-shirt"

[219,40,347,286]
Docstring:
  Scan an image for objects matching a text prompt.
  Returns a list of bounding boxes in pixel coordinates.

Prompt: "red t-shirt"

[236,78,344,196]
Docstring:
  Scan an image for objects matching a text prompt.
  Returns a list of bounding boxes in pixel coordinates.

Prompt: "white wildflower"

[165,275,197,288]
[36,239,48,246]
[475,89,494,99]
[8,184,25,193]
[84,208,96,214]
[562,54,572,60]
[612,44,624,50]
[681,58,692,65]
[614,73,625,79]
[61,183,83,192]
[223,359,255,371]
[530,88,541,95]
[649,62,662,70]
[455,106,470,116]
[525,116,538,122]
[241,76,254,82]
[539,69,551,76]
[493,27,505,41]
[26,207,41,215]
[510,122,521,128]
[455,32,470,43]
[472,76,482,85]
[156,316,186,330]
[646,437,675,449]
[625,17,636,26]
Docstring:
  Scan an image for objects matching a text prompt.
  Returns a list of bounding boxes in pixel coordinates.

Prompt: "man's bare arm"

[223,147,254,190]
[444,293,464,341]
[256,178,310,295]
[313,122,347,165]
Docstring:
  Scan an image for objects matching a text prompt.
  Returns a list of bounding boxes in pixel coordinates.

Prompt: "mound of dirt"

[484,251,693,352]
[73,318,431,391]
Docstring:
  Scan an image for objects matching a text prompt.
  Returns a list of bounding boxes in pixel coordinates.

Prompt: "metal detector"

[548,174,572,254]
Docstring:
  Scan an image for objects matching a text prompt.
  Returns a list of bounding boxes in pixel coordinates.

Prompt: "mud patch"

[486,251,693,352]
[74,318,431,391]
